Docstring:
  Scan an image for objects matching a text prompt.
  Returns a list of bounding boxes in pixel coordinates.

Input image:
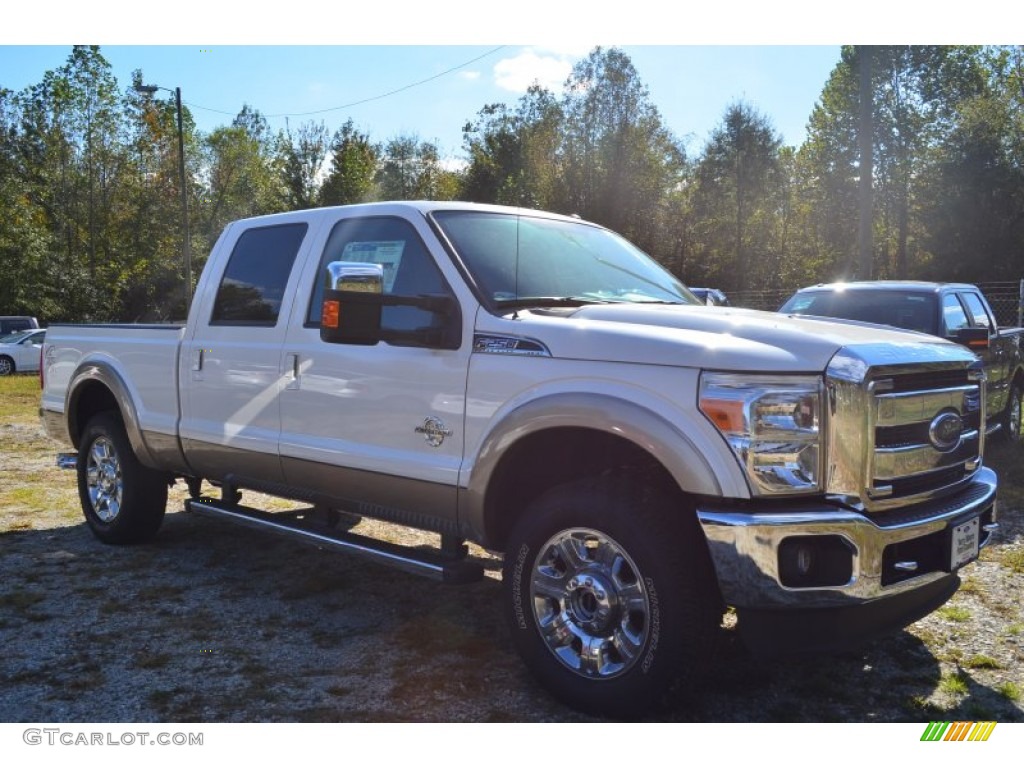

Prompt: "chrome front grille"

[826,344,985,512]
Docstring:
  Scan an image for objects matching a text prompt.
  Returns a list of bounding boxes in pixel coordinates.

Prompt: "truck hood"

[480,303,969,373]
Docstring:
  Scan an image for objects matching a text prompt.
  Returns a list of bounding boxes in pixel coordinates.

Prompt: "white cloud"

[493,49,575,94]
[460,70,481,81]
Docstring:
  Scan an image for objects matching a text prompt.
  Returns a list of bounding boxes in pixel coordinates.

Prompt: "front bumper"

[697,466,997,611]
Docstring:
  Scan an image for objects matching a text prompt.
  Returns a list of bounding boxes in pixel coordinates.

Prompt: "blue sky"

[1,44,841,160]
[2,1,1010,163]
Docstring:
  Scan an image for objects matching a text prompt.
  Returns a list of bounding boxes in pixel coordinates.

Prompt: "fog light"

[778,535,855,588]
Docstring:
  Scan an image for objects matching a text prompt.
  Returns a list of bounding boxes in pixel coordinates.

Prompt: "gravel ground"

[1,376,1022,723]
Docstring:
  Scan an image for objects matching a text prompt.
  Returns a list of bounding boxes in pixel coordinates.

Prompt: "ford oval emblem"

[929,411,963,452]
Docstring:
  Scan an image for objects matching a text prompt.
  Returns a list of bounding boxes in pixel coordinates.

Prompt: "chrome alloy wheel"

[86,435,123,523]
[530,528,651,679]
[1011,389,1022,441]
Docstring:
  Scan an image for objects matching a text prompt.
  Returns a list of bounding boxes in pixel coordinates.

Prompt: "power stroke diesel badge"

[415,416,453,447]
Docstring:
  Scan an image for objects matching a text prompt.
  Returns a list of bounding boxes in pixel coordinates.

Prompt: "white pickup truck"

[41,201,998,715]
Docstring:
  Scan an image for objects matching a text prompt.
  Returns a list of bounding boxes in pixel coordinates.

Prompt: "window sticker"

[340,241,405,293]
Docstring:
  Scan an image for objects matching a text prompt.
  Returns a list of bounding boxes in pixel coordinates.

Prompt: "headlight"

[699,372,824,496]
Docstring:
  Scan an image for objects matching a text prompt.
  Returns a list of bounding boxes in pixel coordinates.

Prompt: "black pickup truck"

[780,281,1024,442]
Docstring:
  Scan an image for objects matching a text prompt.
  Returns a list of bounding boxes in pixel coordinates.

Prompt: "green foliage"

[689,102,786,290]
[4,45,1024,322]
[279,120,329,210]
[320,120,379,206]
[997,681,1021,702]
[963,654,1002,670]
[461,86,563,209]
[937,670,970,696]
[375,135,459,201]
[936,605,972,622]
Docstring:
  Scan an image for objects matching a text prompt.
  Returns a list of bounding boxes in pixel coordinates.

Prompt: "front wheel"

[77,412,167,544]
[0,356,14,376]
[503,477,721,716]
[1000,382,1022,443]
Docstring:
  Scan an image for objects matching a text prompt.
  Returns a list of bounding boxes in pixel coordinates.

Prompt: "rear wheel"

[78,412,167,544]
[503,476,721,716]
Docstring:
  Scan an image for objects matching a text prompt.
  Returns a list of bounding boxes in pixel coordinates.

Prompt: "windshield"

[432,211,696,308]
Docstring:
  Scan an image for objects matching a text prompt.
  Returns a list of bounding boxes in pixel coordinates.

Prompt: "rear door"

[179,216,319,485]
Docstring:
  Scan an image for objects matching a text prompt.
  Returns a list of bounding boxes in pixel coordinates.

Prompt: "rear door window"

[211,223,308,325]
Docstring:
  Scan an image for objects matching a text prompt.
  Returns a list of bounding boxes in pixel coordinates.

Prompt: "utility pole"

[135,82,191,317]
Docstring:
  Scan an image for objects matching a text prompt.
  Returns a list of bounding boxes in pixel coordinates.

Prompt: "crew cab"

[780,281,1024,442]
[40,203,999,715]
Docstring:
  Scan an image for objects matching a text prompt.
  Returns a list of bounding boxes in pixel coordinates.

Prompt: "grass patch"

[0,375,42,422]
[963,654,1002,670]
[938,671,969,696]
[996,681,1021,703]
[936,605,972,622]
[999,549,1024,574]
[907,695,946,716]
[956,576,983,595]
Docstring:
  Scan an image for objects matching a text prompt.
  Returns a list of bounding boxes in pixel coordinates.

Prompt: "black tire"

[503,476,721,717]
[77,411,167,544]
[0,355,14,376]
[1000,382,1022,444]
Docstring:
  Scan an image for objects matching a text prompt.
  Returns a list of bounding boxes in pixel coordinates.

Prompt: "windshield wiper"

[494,296,622,310]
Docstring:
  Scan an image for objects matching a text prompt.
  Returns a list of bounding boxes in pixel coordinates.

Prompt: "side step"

[184,497,484,584]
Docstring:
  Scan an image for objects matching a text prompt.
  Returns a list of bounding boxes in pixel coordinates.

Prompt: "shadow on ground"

[0,510,1020,723]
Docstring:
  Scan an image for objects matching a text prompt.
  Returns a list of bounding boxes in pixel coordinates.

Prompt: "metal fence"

[729,281,1024,328]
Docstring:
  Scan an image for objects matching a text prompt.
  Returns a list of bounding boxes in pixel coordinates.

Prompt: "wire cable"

[183,46,507,119]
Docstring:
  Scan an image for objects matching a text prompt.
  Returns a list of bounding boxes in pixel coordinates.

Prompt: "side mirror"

[951,327,990,351]
[320,262,384,345]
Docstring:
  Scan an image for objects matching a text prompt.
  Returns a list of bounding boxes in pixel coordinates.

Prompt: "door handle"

[285,353,300,390]
[191,348,204,371]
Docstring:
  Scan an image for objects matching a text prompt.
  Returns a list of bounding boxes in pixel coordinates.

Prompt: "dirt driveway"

[1,376,1021,722]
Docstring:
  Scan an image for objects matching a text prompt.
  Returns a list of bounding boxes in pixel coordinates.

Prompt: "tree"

[917,47,1024,281]
[320,119,379,206]
[689,102,785,291]
[375,135,459,201]
[461,85,562,208]
[9,46,132,321]
[200,105,285,245]
[280,119,329,210]
[557,47,686,256]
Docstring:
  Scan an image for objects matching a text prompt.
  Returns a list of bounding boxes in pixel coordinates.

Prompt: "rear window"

[0,317,37,334]
[781,290,937,334]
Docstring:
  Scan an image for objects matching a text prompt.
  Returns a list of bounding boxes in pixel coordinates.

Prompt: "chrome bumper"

[697,467,998,610]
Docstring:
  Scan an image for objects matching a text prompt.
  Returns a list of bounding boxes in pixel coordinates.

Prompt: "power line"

[183,46,507,120]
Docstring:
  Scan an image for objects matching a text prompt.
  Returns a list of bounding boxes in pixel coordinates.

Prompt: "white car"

[0,328,46,375]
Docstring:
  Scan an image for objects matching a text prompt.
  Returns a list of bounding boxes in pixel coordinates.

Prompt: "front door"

[278,212,470,527]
